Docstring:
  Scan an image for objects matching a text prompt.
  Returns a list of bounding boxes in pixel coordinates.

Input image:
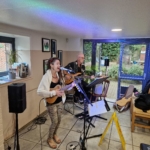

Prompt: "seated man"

[65,53,94,103]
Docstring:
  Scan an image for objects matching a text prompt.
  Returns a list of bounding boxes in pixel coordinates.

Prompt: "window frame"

[0,36,15,77]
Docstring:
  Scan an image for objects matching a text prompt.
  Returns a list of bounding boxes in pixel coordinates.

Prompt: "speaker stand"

[14,113,20,150]
[105,66,108,76]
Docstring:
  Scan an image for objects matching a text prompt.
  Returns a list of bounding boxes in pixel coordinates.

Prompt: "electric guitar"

[46,81,76,104]
[64,72,82,84]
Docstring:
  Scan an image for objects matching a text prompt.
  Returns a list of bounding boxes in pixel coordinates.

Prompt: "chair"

[93,80,110,100]
[131,95,150,132]
[64,89,75,115]
[92,80,110,111]
[64,88,84,115]
[85,80,110,123]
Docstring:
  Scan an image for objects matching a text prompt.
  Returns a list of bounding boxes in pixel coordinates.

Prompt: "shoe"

[74,96,79,103]
[47,139,57,149]
[79,99,84,104]
[78,116,84,119]
[53,135,61,144]
[74,100,78,103]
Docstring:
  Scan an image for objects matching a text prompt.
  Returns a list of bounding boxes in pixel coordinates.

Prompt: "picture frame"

[43,59,49,74]
[51,39,57,57]
[42,38,50,52]
[58,50,63,65]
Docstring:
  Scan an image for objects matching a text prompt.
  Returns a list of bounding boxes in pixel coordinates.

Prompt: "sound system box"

[104,58,109,66]
[8,83,26,113]
[140,143,150,150]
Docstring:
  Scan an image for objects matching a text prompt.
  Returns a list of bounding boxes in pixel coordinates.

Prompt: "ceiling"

[0,0,150,39]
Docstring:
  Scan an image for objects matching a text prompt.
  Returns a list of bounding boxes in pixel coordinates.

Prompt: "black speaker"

[104,59,109,66]
[140,143,150,150]
[8,83,26,113]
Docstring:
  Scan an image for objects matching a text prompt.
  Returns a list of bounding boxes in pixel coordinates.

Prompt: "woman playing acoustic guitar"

[37,57,65,149]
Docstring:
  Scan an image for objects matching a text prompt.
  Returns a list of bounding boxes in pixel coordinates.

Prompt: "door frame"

[83,38,150,98]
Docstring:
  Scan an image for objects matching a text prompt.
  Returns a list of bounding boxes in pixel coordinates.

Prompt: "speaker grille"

[8,83,26,113]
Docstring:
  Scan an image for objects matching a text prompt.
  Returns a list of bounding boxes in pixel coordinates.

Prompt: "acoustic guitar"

[46,81,76,104]
[116,97,132,107]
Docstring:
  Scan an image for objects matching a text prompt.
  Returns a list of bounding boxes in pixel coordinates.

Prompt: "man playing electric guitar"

[65,53,95,103]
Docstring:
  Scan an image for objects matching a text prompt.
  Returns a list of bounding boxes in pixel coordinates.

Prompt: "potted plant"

[5,50,20,79]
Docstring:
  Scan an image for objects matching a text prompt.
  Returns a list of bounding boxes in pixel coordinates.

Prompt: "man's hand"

[65,74,72,80]
[90,75,95,79]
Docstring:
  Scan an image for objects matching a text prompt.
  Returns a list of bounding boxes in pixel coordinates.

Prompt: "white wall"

[0,23,67,51]
[15,36,30,51]
[0,23,83,52]
[66,37,83,51]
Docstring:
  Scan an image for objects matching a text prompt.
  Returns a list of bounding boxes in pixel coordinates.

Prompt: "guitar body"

[65,72,81,84]
[46,85,61,104]
[116,97,132,106]
[46,82,75,104]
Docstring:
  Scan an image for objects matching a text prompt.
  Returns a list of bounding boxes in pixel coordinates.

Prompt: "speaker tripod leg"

[15,113,20,150]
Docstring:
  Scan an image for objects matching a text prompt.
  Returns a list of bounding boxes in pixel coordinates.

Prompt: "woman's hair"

[47,57,62,81]
[47,57,61,70]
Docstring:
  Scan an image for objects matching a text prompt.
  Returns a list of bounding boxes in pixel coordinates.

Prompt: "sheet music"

[88,100,107,117]
[94,83,103,94]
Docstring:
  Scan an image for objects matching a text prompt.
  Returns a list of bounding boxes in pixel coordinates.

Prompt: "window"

[0,36,15,77]
[0,43,12,72]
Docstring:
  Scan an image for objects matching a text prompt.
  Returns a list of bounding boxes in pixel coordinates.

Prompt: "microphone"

[60,67,74,73]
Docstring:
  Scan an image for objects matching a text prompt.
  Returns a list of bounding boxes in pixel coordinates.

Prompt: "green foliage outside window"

[101,43,120,61]
[83,42,92,63]
[129,45,144,61]
[108,64,143,80]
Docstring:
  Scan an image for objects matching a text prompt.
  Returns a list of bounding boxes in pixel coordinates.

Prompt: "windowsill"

[0,76,32,87]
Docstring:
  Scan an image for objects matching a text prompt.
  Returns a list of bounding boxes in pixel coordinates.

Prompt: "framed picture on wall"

[51,39,57,57]
[58,50,63,65]
[43,59,49,74]
[42,38,50,52]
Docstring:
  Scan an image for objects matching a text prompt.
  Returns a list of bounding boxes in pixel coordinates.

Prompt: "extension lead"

[35,117,47,125]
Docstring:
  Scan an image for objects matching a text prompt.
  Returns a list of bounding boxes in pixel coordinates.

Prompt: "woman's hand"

[55,89,64,97]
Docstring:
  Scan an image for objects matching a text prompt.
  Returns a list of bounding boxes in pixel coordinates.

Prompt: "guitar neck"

[60,84,72,91]
[79,75,94,79]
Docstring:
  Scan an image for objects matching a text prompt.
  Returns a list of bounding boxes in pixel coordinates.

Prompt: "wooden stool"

[131,98,150,132]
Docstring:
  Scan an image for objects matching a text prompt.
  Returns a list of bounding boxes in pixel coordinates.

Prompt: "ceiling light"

[111,29,122,32]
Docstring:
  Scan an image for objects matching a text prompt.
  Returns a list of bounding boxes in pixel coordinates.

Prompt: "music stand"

[74,80,92,150]
[86,76,109,88]
[83,77,110,142]
[87,76,110,112]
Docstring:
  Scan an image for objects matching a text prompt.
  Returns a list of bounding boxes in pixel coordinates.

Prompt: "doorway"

[83,39,150,100]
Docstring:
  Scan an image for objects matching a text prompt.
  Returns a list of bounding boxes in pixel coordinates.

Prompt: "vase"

[8,72,16,79]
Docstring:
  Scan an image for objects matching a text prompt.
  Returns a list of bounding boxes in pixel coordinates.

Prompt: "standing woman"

[37,57,65,149]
